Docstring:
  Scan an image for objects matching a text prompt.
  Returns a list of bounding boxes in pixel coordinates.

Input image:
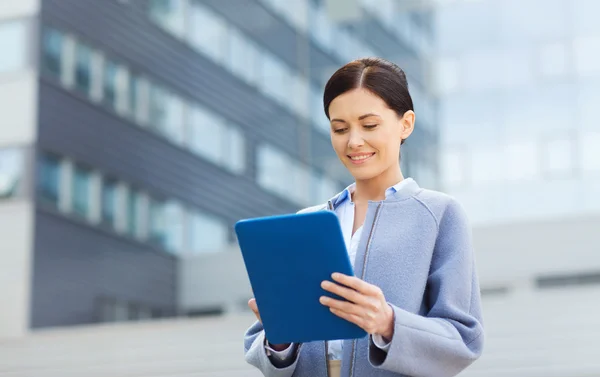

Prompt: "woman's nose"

[348,130,365,149]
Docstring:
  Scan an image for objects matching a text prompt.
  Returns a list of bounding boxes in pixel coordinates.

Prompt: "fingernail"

[332,273,341,279]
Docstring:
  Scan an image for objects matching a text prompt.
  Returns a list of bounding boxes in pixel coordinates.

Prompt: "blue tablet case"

[235,211,367,344]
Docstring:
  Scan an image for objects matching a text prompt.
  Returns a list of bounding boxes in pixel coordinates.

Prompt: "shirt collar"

[332,178,415,208]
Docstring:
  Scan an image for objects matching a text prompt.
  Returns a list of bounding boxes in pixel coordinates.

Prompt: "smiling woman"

[243,58,484,377]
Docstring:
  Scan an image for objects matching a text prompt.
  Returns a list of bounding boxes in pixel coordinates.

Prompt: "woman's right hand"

[248,298,291,351]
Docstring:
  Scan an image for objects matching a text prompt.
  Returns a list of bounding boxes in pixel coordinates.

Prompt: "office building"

[435,0,600,374]
[0,0,437,337]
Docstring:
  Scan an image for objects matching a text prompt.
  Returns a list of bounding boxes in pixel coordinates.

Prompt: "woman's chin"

[348,167,381,182]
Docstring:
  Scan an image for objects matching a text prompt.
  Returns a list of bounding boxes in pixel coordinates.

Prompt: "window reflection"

[37,153,61,207]
[74,42,93,95]
[189,2,227,62]
[148,198,167,248]
[101,178,118,227]
[0,148,24,199]
[103,60,119,110]
[72,164,91,218]
[127,188,141,238]
[148,0,186,37]
[189,211,227,253]
[42,27,63,78]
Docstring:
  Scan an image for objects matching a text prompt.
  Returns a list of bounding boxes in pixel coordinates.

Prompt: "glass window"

[148,0,186,37]
[257,144,287,195]
[189,3,228,62]
[126,188,141,237]
[280,0,308,32]
[148,198,167,248]
[311,86,328,135]
[462,47,533,91]
[574,0,600,35]
[128,73,148,123]
[434,57,460,96]
[37,154,61,206]
[581,131,600,173]
[436,2,498,54]
[223,125,245,173]
[42,27,63,78]
[147,85,184,142]
[74,41,93,95]
[542,137,574,176]
[101,178,118,227]
[72,164,91,218]
[416,161,438,190]
[573,35,600,78]
[309,4,333,51]
[148,84,167,132]
[0,148,24,199]
[315,176,338,204]
[290,75,309,116]
[164,94,184,144]
[470,146,504,185]
[538,42,568,78]
[578,79,600,129]
[103,59,119,110]
[189,106,224,165]
[189,211,227,253]
[333,29,355,62]
[0,20,27,74]
[227,28,258,85]
[290,164,311,206]
[505,142,539,181]
[498,0,567,44]
[164,200,184,253]
[441,148,466,188]
[259,54,289,104]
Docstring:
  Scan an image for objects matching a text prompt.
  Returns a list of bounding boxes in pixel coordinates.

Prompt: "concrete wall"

[180,213,600,313]
[0,201,34,338]
[178,246,253,313]
[0,0,39,21]
[474,213,600,289]
[0,0,40,338]
[0,71,38,148]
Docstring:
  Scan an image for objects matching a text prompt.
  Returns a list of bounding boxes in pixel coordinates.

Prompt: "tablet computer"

[235,211,367,345]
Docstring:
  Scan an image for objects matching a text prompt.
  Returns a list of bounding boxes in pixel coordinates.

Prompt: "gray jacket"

[243,179,484,377]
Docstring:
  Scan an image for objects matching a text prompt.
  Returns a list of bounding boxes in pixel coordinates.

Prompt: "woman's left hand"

[320,273,394,341]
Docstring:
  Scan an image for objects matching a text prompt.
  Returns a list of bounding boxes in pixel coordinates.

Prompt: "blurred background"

[0,0,598,376]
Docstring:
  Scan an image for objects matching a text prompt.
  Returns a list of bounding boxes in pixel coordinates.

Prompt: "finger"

[319,296,362,316]
[330,307,365,329]
[321,280,368,305]
[332,273,380,296]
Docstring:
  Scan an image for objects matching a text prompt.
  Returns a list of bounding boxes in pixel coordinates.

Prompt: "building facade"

[0,0,437,337]
[435,0,600,225]
[435,1,600,374]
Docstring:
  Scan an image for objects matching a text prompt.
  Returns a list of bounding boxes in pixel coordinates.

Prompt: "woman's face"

[328,88,414,181]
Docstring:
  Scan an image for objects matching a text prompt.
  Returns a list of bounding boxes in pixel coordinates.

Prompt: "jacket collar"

[327,178,421,211]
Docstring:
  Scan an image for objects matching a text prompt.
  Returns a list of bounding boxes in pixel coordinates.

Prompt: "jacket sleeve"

[244,320,301,376]
[368,199,484,377]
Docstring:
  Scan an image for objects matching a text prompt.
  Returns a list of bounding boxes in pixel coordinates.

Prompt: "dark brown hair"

[323,57,413,144]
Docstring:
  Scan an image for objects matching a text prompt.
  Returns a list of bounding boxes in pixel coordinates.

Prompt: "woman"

[243,57,484,377]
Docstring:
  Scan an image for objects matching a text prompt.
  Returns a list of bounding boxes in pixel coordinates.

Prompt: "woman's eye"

[364,124,378,129]
[333,128,348,134]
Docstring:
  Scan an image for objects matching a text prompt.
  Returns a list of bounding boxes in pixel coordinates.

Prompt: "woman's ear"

[400,110,415,142]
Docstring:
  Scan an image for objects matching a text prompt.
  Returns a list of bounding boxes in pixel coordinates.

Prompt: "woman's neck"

[353,165,404,203]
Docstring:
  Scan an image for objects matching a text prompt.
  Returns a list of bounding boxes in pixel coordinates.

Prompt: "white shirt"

[267,178,414,361]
